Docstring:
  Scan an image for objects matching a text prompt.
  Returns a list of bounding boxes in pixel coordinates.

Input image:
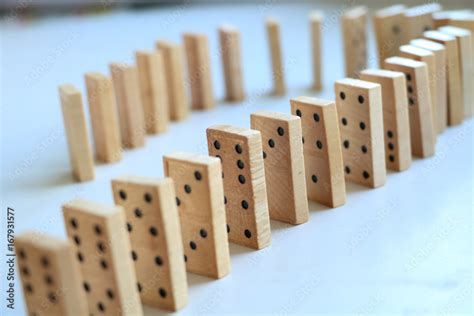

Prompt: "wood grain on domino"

[373,5,407,64]
[341,6,368,78]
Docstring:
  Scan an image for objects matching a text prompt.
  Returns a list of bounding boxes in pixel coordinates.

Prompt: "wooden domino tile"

[219,25,244,102]
[62,199,143,316]
[384,57,436,158]
[58,84,95,182]
[403,3,442,42]
[290,97,346,207]
[439,26,474,117]
[85,72,122,163]
[109,63,146,148]
[399,44,438,134]
[163,152,231,279]
[373,4,407,64]
[156,41,189,121]
[360,69,412,171]
[334,79,386,188]
[15,232,88,316]
[207,125,271,250]
[183,33,215,110]
[250,110,309,224]
[410,38,448,132]
[423,30,464,125]
[310,11,323,91]
[341,6,368,78]
[111,176,188,311]
[266,17,285,95]
[432,10,472,28]
[135,50,169,134]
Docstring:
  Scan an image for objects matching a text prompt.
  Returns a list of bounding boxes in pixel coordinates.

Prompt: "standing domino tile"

[110,63,146,148]
[266,17,285,95]
[290,97,346,207]
[310,11,323,91]
[85,72,122,163]
[403,3,442,42]
[384,57,436,158]
[410,38,448,132]
[360,69,412,171]
[111,176,188,311]
[250,110,309,224]
[219,25,244,102]
[183,33,215,110]
[163,152,231,279]
[15,232,88,316]
[156,41,189,121]
[62,199,143,316]
[341,6,368,78]
[439,26,473,117]
[423,30,463,126]
[373,5,407,65]
[207,125,271,250]
[399,45,438,134]
[59,84,95,182]
[136,50,169,134]
[334,79,386,188]
[432,10,472,28]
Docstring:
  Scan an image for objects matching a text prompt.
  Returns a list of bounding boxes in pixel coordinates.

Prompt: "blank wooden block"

[62,199,143,316]
[334,79,386,188]
[136,50,169,134]
[373,4,407,65]
[207,125,271,250]
[163,152,231,279]
[85,72,122,163]
[384,57,436,158]
[250,110,309,224]
[424,30,464,125]
[410,38,448,132]
[399,45,438,134]
[433,10,472,28]
[219,25,244,102]
[110,63,146,148]
[290,97,346,207]
[440,26,473,117]
[403,3,442,42]
[360,69,412,171]
[342,6,368,78]
[111,176,187,311]
[156,41,189,121]
[183,33,214,110]
[310,11,323,91]
[266,17,285,95]
[15,232,88,316]
[59,84,95,182]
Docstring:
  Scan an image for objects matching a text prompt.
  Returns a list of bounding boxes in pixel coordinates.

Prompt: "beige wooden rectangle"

[342,6,368,78]
[266,17,285,95]
[360,69,412,171]
[62,199,143,316]
[373,5,407,65]
[111,176,188,311]
[384,57,436,158]
[15,232,88,316]
[59,84,95,182]
[250,110,309,224]
[219,25,244,102]
[290,97,346,207]
[163,152,231,279]
[403,3,442,42]
[310,11,323,91]
[207,125,271,249]
[334,79,386,188]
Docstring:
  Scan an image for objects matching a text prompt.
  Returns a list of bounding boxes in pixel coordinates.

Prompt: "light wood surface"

[15,232,88,316]
[111,176,188,311]
[341,6,368,78]
[266,17,285,95]
[360,69,412,171]
[290,97,346,207]
[373,5,407,65]
[58,84,95,182]
[403,3,442,42]
[310,11,323,91]
[207,125,271,250]
[250,110,309,224]
[62,199,143,316]
[384,57,436,158]
[163,152,231,279]
[334,78,386,188]
[219,25,244,102]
